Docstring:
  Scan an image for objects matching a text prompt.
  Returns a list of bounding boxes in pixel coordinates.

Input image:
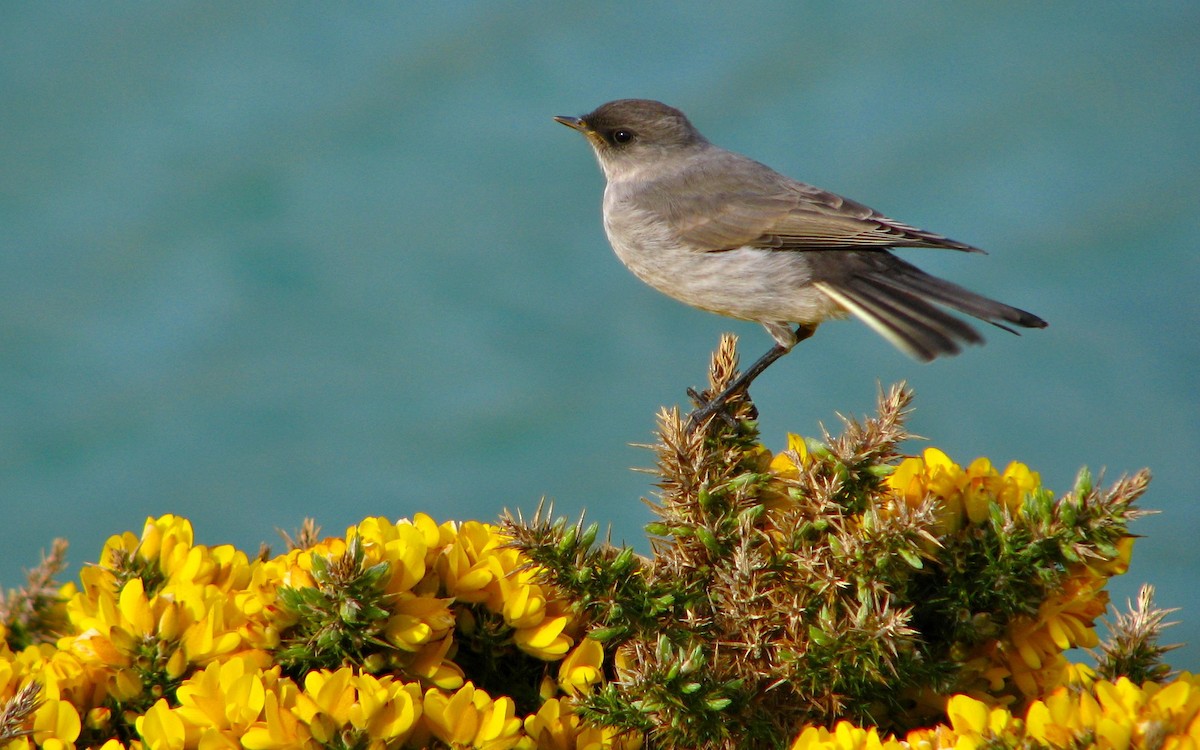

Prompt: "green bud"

[557,524,578,555]
[696,527,723,556]
[580,522,600,549]
[340,600,362,621]
[898,548,924,569]
[808,625,834,647]
[589,625,627,642]
[1074,466,1095,498]
[738,503,766,525]
[612,546,636,572]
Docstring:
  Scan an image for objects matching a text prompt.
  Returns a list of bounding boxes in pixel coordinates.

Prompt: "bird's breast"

[601,186,839,325]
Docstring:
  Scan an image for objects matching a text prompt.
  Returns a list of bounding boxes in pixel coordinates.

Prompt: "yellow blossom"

[770,433,810,478]
[288,668,423,747]
[99,515,196,583]
[558,638,605,696]
[524,697,642,750]
[31,692,82,748]
[171,658,267,741]
[985,565,1111,699]
[405,633,465,690]
[344,672,423,745]
[434,521,577,660]
[384,593,456,652]
[887,449,1040,530]
[438,521,507,604]
[945,694,1012,740]
[788,720,906,750]
[240,676,307,750]
[513,611,574,660]
[293,668,355,741]
[349,517,432,594]
[136,698,189,750]
[1025,675,1200,749]
[423,682,524,750]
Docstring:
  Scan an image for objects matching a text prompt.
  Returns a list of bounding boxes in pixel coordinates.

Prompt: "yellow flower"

[1025,675,1200,749]
[512,610,573,661]
[1061,661,1098,689]
[405,633,465,690]
[987,565,1111,698]
[524,698,642,750]
[423,682,524,750]
[438,521,509,606]
[136,698,189,750]
[408,512,459,552]
[30,692,82,748]
[345,672,423,745]
[64,570,253,695]
[293,668,355,742]
[289,667,423,747]
[349,516,432,594]
[384,593,456,652]
[886,450,1040,530]
[558,638,605,696]
[788,720,906,750]
[171,657,267,740]
[770,433,810,479]
[98,515,196,585]
[436,521,577,660]
[945,694,1013,742]
[240,675,306,750]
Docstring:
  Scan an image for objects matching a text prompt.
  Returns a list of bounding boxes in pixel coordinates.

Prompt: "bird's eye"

[611,129,634,144]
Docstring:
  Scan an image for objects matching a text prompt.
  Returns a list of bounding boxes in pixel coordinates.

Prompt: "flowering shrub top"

[0,336,1182,750]
[0,512,623,750]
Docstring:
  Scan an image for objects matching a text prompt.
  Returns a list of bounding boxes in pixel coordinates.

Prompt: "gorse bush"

[0,335,1186,750]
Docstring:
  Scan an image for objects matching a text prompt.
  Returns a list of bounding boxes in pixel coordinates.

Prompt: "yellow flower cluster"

[0,514,631,749]
[980,546,1131,700]
[879,447,1133,703]
[785,676,1200,750]
[0,438,1170,750]
[132,660,616,750]
[930,676,1200,750]
[887,447,1040,531]
[435,520,575,661]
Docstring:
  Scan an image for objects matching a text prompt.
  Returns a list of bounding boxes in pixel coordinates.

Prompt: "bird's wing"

[664,153,983,254]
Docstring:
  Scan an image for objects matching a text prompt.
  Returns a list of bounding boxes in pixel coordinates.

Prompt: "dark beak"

[553,115,587,131]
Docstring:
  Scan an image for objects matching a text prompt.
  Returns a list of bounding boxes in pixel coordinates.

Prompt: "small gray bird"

[555,99,1046,419]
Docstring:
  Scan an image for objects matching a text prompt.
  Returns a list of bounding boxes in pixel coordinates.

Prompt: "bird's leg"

[686,324,817,430]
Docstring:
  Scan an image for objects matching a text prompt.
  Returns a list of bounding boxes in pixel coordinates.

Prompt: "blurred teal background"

[2,4,1197,664]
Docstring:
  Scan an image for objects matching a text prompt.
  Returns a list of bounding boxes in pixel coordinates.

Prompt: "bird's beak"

[553,115,587,132]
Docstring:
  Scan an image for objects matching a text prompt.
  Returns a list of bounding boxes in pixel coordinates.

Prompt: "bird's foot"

[685,385,756,432]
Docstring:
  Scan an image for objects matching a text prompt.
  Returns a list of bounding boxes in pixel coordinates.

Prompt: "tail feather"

[812,253,1047,361]
[815,281,975,361]
[876,259,1047,333]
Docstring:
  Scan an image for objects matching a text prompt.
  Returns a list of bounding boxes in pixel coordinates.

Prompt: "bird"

[554,99,1046,423]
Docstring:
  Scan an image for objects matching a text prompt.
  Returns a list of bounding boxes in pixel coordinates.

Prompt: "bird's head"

[554,99,707,181]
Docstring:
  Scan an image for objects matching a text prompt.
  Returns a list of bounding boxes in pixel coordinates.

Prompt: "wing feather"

[661,151,983,253]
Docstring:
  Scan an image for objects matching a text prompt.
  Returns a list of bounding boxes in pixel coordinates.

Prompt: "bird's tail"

[813,255,1047,362]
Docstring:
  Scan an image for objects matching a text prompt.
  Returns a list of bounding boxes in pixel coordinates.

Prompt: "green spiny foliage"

[1095,584,1179,684]
[275,535,396,676]
[508,509,691,646]
[505,334,1151,750]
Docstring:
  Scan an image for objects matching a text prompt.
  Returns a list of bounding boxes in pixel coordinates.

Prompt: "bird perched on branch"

[555,99,1046,424]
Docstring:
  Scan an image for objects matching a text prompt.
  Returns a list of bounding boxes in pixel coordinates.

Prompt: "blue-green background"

[3,4,1197,665]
